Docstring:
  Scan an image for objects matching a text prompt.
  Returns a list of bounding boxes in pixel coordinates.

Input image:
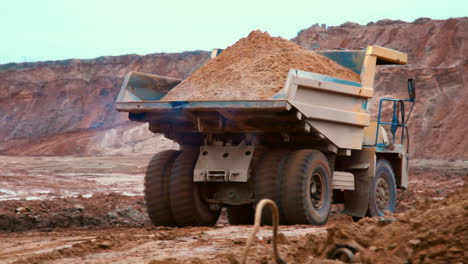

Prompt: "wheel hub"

[310,182,317,194]
[310,172,324,209]
[375,177,390,211]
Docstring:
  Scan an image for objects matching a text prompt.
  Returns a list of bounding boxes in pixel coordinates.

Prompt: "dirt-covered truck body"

[116,45,415,226]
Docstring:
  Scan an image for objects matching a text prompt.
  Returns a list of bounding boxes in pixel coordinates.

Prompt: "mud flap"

[342,147,376,217]
[343,170,370,217]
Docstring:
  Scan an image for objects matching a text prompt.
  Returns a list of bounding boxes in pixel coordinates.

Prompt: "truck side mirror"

[408,79,416,101]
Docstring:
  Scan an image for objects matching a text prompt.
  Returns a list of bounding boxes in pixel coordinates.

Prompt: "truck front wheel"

[368,159,397,216]
[281,150,332,225]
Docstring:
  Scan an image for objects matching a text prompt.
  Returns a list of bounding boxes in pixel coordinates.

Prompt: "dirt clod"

[72,204,85,212]
[15,207,28,214]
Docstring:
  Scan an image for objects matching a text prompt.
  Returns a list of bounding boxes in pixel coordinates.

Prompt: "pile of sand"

[300,186,468,264]
[161,30,360,101]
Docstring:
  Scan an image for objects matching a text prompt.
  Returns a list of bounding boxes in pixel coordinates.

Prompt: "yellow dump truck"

[115,45,415,226]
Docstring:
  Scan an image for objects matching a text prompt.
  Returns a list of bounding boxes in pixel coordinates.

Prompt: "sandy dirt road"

[1,156,464,202]
[0,225,330,264]
[0,156,150,201]
[0,156,466,263]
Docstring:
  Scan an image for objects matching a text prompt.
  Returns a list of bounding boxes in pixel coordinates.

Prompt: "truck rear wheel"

[169,150,220,226]
[226,205,255,225]
[144,150,180,226]
[281,150,332,225]
[368,159,397,216]
[253,150,290,225]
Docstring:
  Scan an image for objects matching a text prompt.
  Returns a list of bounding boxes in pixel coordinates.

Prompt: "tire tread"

[253,150,290,225]
[169,150,219,226]
[144,150,180,226]
[281,150,332,225]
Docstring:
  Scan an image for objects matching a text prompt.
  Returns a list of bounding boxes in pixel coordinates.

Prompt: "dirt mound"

[2,122,178,156]
[294,18,468,160]
[162,30,360,101]
[284,185,468,264]
[0,193,149,232]
[0,51,209,155]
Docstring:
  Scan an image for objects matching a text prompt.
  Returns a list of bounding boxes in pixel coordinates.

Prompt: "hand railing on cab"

[375,79,415,153]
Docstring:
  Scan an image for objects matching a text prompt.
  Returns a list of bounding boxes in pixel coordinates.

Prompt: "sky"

[0,0,466,64]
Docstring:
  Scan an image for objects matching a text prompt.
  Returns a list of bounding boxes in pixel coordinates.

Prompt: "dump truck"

[115,45,415,226]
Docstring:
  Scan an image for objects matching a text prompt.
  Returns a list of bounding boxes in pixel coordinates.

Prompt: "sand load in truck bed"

[161,30,360,101]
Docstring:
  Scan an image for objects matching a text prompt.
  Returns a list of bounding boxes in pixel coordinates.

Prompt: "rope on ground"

[240,199,286,264]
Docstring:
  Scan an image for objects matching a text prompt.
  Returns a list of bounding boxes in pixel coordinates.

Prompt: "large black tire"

[169,150,220,227]
[253,150,290,225]
[281,150,332,225]
[226,205,255,225]
[368,159,397,216]
[144,150,180,226]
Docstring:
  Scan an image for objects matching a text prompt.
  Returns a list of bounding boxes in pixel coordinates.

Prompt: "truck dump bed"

[116,46,407,150]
